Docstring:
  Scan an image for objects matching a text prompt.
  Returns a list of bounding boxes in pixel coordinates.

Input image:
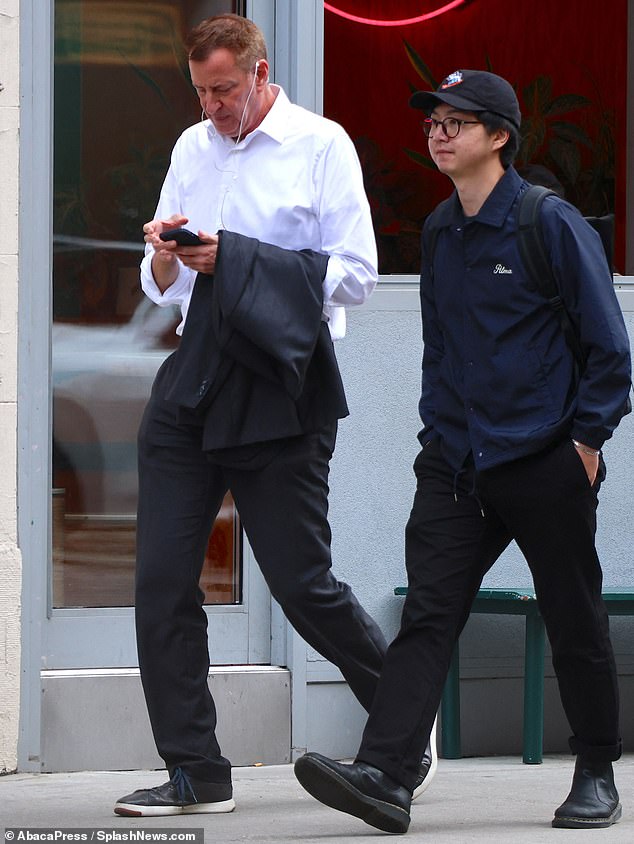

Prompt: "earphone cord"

[234,64,259,145]
[220,64,260,228]
[200,63,261,228]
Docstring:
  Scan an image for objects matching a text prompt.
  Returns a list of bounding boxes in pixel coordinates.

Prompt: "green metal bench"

[394,587,634,764]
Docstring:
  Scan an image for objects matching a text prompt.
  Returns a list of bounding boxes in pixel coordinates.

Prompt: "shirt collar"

[207,84,290,148]
[249,85,290,145]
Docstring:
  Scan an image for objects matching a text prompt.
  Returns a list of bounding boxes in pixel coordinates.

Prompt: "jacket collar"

[434,165,523,229]
[473,165,523,227]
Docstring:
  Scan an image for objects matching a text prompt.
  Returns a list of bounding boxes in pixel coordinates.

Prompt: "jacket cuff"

[570,427,604,452]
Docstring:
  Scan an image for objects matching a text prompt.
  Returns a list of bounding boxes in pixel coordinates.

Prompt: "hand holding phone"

[159,227,203,246]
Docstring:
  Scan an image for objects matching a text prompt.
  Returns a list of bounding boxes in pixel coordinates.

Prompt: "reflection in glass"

[51,0,241,609]
[324,0,627,273]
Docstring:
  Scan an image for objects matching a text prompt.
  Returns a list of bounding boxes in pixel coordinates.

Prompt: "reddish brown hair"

[184,13,266,71]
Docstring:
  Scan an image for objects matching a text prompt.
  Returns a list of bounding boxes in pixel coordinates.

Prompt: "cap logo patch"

[441,71,463,89]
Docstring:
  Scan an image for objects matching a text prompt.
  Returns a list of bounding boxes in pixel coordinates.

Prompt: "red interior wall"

[324,0,628,270]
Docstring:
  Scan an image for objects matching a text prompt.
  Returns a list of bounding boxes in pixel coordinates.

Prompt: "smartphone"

[159,227,203,246]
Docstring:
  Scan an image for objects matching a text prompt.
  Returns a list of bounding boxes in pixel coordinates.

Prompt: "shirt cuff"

[140,252,193,304]
[322,254,377,307]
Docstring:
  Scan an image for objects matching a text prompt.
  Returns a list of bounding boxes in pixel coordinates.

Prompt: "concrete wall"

[40,667,291,772]
[0,0,22,774]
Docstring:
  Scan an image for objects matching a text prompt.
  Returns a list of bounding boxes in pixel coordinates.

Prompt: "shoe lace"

[171,767,197,804]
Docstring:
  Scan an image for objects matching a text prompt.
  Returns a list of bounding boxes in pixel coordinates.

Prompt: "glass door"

[47,0,270,668]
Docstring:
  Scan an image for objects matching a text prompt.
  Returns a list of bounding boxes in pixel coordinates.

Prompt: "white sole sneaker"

[412,715,438,801]
[114,797,235,817]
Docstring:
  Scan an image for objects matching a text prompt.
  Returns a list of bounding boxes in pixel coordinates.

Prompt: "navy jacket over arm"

[163,230,349,452]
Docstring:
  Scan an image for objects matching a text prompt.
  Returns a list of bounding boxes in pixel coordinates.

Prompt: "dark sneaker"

[114,768,235,817]
[412,715,438,801]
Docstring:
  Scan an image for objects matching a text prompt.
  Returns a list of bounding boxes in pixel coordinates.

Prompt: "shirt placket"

[216,144,242,231]
[460,223,484,462]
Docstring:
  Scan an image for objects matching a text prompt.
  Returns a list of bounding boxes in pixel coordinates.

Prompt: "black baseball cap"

[410,69,521,130]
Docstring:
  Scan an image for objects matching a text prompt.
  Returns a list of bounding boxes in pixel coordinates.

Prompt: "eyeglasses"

[423,117,482,139]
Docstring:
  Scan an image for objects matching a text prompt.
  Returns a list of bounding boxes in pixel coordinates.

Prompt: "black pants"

[357,437,621,791]
[135,359,387,783]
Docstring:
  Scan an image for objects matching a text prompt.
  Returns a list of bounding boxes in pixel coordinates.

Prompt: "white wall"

[0,0,22,773]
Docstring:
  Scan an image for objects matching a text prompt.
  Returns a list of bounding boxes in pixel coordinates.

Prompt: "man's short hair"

[477,111,520,169]
[185,13,267,71]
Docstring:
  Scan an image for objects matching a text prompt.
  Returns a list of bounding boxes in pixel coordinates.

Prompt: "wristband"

[572,439,600,457]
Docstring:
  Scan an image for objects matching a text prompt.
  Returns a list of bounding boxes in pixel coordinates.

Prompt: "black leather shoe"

[552,756,621,829]
[114,767,235,817]
[294,753,411,834]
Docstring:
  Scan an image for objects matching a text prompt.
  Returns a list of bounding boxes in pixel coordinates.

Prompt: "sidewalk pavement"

[2,754,633,843]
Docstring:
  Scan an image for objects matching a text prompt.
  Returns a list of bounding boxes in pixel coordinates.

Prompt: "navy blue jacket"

[419,166,631,472]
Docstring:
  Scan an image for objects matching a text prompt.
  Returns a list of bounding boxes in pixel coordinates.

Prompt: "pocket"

[567,439,599,489]
[413,435,440,476]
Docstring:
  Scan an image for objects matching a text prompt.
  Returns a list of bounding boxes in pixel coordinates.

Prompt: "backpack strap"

[517,185,586,372]
[517,185,558,298]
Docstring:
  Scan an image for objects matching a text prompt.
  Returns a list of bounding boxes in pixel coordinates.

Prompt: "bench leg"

[522,611,545,764]
[441,643,462,758]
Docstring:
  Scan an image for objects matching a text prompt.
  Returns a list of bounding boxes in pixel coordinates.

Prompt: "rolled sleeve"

[140,248,194,307]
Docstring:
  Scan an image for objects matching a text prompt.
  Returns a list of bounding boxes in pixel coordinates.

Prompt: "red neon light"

[324,1,467,27]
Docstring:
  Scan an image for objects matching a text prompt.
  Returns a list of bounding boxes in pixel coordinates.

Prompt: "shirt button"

[478,451,483,458]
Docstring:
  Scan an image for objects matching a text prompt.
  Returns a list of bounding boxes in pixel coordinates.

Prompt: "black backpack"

[424,184,615,374]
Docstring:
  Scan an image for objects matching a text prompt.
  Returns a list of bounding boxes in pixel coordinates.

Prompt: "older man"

[114,13,436,818]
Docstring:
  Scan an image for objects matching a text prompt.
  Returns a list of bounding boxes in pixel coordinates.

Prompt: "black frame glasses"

[423,117,482,139]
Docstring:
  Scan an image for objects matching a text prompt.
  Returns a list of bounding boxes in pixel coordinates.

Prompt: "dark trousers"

[357,437,621,791]
[135,359,387,783]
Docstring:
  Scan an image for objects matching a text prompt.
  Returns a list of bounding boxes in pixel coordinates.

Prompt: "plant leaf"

[519,116,546,162]
[549,138,581,184]
[522,76,552,112]
[403,147,437,169]
[550,120,592,147]
[403,40,438,88]
[545,94,591,116]
[171,31,192,86]
[117,49,173,112]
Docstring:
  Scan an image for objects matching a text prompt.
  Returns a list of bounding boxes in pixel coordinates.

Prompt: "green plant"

[517,75,591,179]
[354,135,434,273]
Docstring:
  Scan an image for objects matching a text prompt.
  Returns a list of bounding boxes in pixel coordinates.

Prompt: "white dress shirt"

[140,85,378,339]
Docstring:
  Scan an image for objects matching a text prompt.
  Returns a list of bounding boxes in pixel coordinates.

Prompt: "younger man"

[294,69,631,834]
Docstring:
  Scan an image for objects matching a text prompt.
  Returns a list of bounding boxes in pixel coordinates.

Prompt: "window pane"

[51,0,242,609]
[324,0,628,274]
